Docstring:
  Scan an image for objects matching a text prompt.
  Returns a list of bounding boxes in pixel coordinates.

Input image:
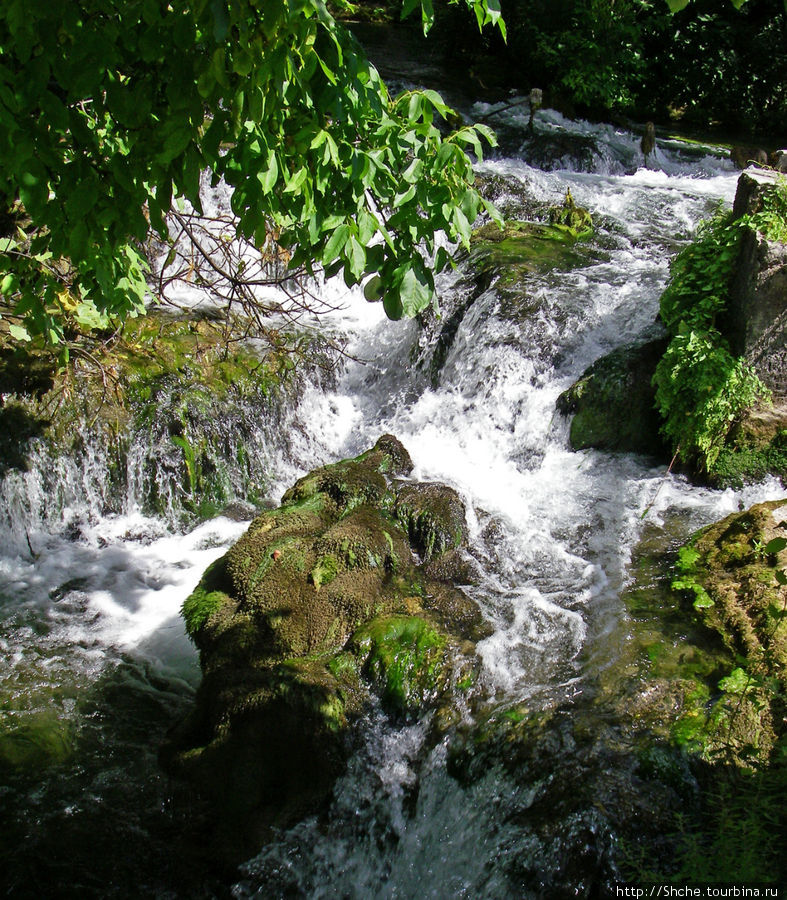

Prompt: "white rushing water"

[0,108,784,896]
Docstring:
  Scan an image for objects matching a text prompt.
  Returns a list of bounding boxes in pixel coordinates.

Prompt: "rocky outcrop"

[161,436,490,861]
[726,172,787,396]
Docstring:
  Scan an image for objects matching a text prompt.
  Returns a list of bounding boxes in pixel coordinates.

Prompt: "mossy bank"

[0,312,317,525]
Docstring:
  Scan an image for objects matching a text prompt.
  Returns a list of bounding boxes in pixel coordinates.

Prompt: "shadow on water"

[0,637,238,898]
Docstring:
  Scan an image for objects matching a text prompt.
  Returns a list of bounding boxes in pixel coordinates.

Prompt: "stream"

[1,94,784,896]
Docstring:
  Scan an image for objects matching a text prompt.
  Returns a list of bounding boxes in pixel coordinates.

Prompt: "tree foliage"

[0,0,504,348]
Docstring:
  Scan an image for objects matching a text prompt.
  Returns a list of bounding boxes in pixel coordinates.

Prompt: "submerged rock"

[162,436,489,861]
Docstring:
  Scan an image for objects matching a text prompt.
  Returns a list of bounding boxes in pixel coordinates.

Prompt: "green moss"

[182,558,232,637]
[0,711,74,771]
[470,219,588,284]
[327,651,361,681]
[281,436,411,515]
[352,615,448,714]
[663,501,787,763]
[182,588,228,637]
[395,483,467,562]
[310,554,340,590]
[557,339,668,456]
[712,430,787,489]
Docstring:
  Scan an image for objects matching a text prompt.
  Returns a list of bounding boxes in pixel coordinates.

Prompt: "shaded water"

[0,102,783,897]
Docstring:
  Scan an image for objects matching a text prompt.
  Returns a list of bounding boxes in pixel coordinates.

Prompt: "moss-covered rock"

[470,219,590,287]
[669,500,787,763]
[557,338,669,456]
[395,481,467,561]
[351,615,451,714]
[0,313,305,523]
[162,436,487,860]
[712,402,787,488]
[608,507,787,883]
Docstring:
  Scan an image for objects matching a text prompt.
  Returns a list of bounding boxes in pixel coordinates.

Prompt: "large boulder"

[556,338,669,456]
[161,436,490,861]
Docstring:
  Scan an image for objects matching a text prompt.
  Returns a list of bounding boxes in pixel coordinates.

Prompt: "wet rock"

[726,226,787,395]
[162,436,487,861]
[556,338,669,456]
[446,702,685,896]
[521,131,602,172]
[395,481,467,561]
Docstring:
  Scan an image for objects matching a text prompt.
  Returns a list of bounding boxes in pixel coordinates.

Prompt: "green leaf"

[764,537,787,555]
[383,290,404,320]
[8,323,31,341]
[74,301,110,330]
[402,158,423,184]
[420,89,451,118]
[346,234,366,279]
[322,223,350,264]
[364,274,383,302]
[1,274,17,295]
[258,154,279,194]
[398,258,431,317]
[393,184,416,207]
[233,48,253,76]
[284,166,308,193]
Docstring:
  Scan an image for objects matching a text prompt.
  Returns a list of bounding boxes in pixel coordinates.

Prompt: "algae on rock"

[162,436,489,861]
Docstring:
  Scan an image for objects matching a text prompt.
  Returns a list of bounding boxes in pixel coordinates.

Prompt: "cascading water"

[0,99,783,897]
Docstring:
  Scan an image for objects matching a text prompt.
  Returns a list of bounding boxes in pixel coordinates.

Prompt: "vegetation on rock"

[653,206,770,476]
[0,313,306,522]
[654,179,787,480]
[163,435,488,859]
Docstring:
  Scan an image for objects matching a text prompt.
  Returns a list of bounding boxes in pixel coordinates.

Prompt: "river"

[0,96,782,897]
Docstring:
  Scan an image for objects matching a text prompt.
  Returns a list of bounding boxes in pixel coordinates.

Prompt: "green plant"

[747,176,787,243]
[0,0,505,350]
[653,206,772,475]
